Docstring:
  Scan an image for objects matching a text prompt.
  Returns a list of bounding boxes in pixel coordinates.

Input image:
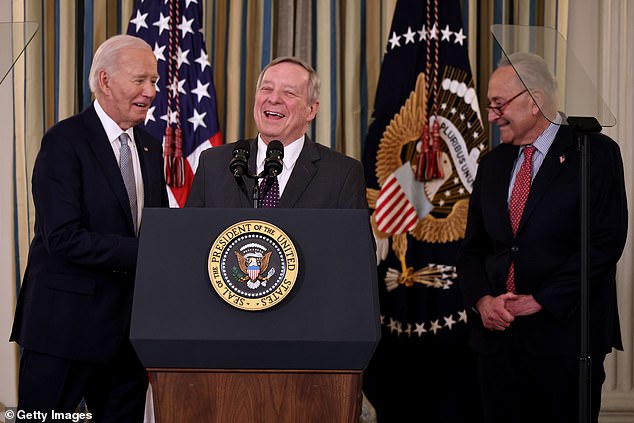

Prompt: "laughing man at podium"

[185,56,368,210]
[457,52,627,423]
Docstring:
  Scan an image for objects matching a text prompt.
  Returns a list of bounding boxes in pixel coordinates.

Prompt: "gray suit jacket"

[185,137,368,209]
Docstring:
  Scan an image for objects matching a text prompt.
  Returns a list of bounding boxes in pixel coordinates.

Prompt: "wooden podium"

[149,369,363,422]
[132,208,380,423]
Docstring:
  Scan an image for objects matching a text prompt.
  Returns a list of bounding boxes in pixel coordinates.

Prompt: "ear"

[98,69,111,95]
[530,90,545,116]
[307,100,319,121]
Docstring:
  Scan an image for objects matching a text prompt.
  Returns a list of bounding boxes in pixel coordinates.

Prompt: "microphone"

[229,140,250,177]
[263,140,284,178]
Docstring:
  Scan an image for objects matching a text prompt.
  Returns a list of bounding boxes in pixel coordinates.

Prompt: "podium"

[131,208,381,422]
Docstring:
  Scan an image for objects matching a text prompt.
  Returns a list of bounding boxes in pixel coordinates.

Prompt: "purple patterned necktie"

[258,177,280,208]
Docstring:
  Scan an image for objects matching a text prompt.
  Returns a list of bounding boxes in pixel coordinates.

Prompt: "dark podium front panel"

[130,208,380,370]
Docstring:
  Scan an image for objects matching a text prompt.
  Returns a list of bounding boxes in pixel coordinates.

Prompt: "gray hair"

[88,35,153,94]
[498,52,558,111]
[256,56,321,104]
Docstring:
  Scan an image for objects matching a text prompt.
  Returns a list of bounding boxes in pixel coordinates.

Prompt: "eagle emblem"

[208,220,299,311]
[235,249,274,289]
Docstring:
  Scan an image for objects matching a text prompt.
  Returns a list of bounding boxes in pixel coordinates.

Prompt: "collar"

[520,112,563,157]
[94,99,135,144]
[256,134,305,173]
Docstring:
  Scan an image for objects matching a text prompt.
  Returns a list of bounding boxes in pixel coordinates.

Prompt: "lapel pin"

[143,147,149,152]
[559,155,565,164]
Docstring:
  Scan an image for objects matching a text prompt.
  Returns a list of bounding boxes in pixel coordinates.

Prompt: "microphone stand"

[235,169,273,209]
[252,177,259,208]
[231,140,283,209]
[567,115,602,423]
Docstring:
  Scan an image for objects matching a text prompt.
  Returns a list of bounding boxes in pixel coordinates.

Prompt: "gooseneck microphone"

[263,140,284,178]
[229,139,250,177]
[227,139,284,207]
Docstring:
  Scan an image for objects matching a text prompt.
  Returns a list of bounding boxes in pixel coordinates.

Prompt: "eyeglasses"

[486,89,528,116]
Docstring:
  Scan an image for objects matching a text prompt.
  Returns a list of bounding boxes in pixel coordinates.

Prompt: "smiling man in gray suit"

[185,56,367,210]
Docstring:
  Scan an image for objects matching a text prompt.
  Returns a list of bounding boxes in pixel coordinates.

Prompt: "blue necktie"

[119,133,138,232]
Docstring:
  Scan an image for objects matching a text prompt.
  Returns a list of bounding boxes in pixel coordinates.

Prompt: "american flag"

[127,0,222,208]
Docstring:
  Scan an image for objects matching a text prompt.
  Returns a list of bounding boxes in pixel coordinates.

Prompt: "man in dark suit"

[457,52,627,423]
[185,56,367,209]
[10,35,168,421]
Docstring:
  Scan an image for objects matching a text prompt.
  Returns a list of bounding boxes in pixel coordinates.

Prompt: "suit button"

[511,246,519,252]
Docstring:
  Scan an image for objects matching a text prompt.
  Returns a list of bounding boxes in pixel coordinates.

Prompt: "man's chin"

[497,128,514,144]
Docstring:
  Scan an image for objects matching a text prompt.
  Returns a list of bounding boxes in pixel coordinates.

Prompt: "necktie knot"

[523,145,536,161]
[119,132,130,146]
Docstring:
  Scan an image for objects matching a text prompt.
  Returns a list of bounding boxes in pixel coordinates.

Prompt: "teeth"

[264,111,284,118]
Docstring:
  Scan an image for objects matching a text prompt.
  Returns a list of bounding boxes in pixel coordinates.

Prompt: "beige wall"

[0,0,20,410]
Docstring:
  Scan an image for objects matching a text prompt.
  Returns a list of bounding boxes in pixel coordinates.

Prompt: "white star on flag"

[188,109,207,132]
[178,16,194,38]
[152,12,170,35]
[153,43,166,62]
[191,80,211,103]
[130,10,148,32]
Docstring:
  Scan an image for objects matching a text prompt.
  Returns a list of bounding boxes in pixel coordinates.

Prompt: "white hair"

[88,35,152,94]
[498,52,558,111]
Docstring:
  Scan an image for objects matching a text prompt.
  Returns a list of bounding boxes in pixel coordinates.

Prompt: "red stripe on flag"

[209,131,222,147]
[383,200,417,233]
[375,177,400,214]
[376,190,408,222]
[378,199,417,234]
[385,207,417,234]
[375,176,418,234]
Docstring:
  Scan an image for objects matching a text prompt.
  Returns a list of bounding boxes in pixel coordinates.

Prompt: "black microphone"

[263,140,284,178]
[229,140,250,177]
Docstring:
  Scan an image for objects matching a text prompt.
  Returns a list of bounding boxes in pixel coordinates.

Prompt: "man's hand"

[505,294,543,316]
[476,293,516,331]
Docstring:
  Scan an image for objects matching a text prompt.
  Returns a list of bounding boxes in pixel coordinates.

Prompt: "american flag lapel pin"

[559,155,565,164]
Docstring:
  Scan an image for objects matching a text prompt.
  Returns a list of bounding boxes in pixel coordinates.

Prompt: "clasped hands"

[476,293,543,331]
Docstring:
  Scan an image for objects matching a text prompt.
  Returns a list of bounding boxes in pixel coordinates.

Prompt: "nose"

[487,108,500,123]
[266,89,282,104]
[143,81,157,99]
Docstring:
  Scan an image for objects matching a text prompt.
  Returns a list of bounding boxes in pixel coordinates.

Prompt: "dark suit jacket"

[10,104,168,363]
[185,137,368,209]
[457,124,627,356]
